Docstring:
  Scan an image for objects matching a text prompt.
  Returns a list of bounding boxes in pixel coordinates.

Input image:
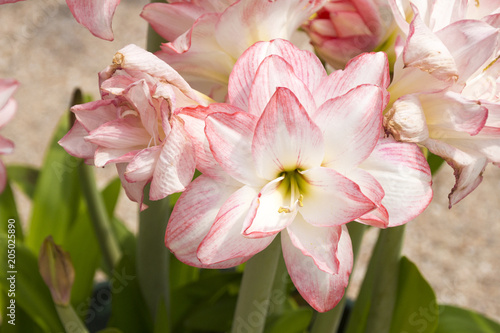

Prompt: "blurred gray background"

[1,0,499,323]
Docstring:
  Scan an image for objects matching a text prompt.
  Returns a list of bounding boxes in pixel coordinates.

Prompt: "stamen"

[298,194,304,207]
[278,207,291,214]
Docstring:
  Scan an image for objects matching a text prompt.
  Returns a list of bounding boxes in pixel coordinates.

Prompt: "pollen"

[113,52,124,66]
[278,207,291,214]
[298,194,304,207]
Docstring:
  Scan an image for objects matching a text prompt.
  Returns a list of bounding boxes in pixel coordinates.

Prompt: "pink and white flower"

[166,39,432,312]
[385,1,500,206]
[303,0,398,69]
[142,0,327,100]
[59,44,210,209]
[0,79,18,193]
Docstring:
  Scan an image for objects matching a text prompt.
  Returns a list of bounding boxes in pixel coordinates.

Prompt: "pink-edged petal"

[242,177,298,238]
[116,163,148,211]
[313,85,384,172]
[58,121,96,160]
[252,88,324,180]
[158,14,236,91]
[149,116,195,200]
[215,0,326,58]
[124,145,161,183]
[0,79,19,119]
[281,224,352,312]
[177,105,235,182]
[345,168,388,228]
[116,44,204,104]
[166,175,248,268]
[228,39,326,112]
[314,52,390,106]
[0,136,14,155]
[424,138,486,207]
[94,148,138,167]
[141,2,206,42]
[0,99,16,130]
[403,7,459,82]
[121,80,160,137]
[422,91,488,136]
[0,0,25,4]
[299,167,376,227]
[71,99,117,132]
[436,19,499,82]
[248,55,317,117]
[427,0,468,31]
[66,0,120,41]
[287,215,341,275]
[197,185,276,265]
[360,137,433,226]
[206,110,262,185]
[85,117,150,149]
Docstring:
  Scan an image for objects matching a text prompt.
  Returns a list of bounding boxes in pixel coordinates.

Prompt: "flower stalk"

[231,236,282,333]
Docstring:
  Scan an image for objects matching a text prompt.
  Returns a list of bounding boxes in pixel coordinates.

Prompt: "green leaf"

[1,295,45,333]
[97,329,124,333]
[184,295,237,331]
[5,165,39,199]
[389,256,438,333]
[427,152,445,175]
[0,182,22,240]
[435,305,500,333]
[27,114,83,254]
[169,256,199,291]
[106,255,153,332]
[154,299,171,333]
[265,308,313,333]
[0,235,64,332]
[101,178,121,219]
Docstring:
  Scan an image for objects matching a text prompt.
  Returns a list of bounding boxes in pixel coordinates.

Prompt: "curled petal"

[149,116,196,200]
[281,224,352,312]
[403,7,459,81]
[360,137,433,226]
[66,0,120,41]
[58,121,96,160]
[116,163,147,211]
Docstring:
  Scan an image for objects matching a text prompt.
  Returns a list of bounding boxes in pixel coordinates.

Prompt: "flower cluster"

[57,0,499,312]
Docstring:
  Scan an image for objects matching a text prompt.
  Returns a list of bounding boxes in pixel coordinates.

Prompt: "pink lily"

[141,0,327,100]
[385,1,500,206]
[166,39,432,312]
[59,44,210,209]
[303,0,399,68]
[0,79,19,193]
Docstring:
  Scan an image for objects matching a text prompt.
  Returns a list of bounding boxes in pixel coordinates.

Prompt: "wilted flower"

[142,0,327,100]
[166,39,432,312]
[385,1,500,206]
[0,79,18,193]
[38,236,75,306]
[59,44,210,209]
[303,0,398,68]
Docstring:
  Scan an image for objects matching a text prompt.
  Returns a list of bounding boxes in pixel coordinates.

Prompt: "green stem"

[311,223,368,333]
[231,237,282,333]
[147,0,167,52]
[137,186,171,323]
[345,225,406,333]
[78,164,121,273]
[55,304,89,333]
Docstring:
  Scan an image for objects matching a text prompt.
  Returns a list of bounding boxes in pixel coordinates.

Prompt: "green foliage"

[389,256,439,333]
[0,183,21,239]
[435,305,500,333]
[0,235,64,332]
[26,114,83,254]
[6,165,39,199]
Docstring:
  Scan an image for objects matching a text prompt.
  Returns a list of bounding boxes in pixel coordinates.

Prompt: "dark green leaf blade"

[435,305,500,333]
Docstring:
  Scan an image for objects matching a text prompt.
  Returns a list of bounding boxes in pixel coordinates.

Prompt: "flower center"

[277,169,306,214]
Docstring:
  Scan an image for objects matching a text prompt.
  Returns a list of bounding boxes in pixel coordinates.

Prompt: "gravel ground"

[1,0,499,324]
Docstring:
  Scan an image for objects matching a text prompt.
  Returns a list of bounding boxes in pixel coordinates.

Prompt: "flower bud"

[38,236,75,306]
[303,0,397,68]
